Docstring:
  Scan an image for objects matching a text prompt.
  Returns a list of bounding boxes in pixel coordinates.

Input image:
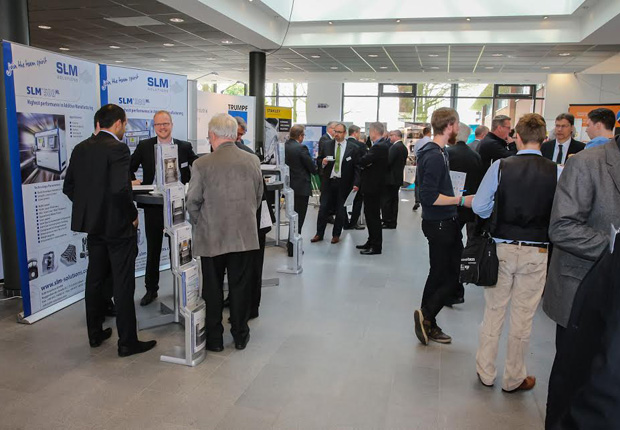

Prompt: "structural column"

[249,51,266,158]
[0,0,29,294]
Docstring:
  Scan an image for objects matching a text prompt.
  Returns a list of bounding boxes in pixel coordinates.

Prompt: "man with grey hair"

[469,125,489,152]
[187,113,263,351]
[318,121,338,169]
[478,115,516,169]
[235,116,248,146]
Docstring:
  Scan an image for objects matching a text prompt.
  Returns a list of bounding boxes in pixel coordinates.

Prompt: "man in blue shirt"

[413,108,474,346]
[472,113,559,393]
[585,108,616,149]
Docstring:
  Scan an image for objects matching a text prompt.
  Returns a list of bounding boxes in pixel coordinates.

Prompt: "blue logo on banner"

[118,97,133,104]
[56,62,78,76]
[147,77,168,88]
[229,110,247,124]
[27,86,42,95]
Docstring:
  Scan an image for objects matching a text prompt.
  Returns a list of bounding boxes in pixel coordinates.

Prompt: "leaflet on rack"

[171,223,193,270]
[164,184,186,230]
[177,262,200,309]
[155,144,180,190]
[190,303,206,354]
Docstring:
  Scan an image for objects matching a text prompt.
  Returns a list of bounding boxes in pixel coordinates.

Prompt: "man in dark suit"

[129,110,198,306]
[381,129,408,229]
[541,113,585,165]
[285,124,317,235]
[63,104,156,357]
[356,122,390,255]
[317,121,337,171]
[311,122,360,244]
[345,124,367,230]
[478,115,517,169]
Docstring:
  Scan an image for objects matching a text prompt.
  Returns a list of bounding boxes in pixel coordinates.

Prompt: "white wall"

[544,73,620,123]
[306,82,342,125]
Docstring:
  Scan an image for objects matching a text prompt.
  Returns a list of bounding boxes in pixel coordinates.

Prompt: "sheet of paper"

[449,171,467,198]
[344,189,357,207]
[403,165,416,184]
[260,200,272,229]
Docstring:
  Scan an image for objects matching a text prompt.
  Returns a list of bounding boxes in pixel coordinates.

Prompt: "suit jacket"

[546,236,620,430]
[317,139,361,193]
[541,138,585,163]
[317,133,334,175]
[360,138,390,194]
[543,138,620,327]
[386,140,408,186]
[447,141,485,223]
[130,137,198,185]
[63,132,137,238]
[347,137,368,155]
[284,138,317,197]
[187,141,263,257]
[469,139,481,153]
[478,132,517,170]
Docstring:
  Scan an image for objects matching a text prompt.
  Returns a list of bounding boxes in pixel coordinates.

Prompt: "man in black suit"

[130,110,198,306]
[63,104,156,357]
[541,113,585,165]
[344,125,367,230]
[478,115,516,169]
[311,122,360,244]
[285,124,317,235]
[382,129,408,229]
[356,122,390,255]
[317,121,337,170]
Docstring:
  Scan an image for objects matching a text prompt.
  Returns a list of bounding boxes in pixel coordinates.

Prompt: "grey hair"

[390,129,403,139]
[235,116,247,132]
[474,125,489,137]
[491,115,511,131]
[456,122,471,143]
[333,122,347,132]
[369,121,385,136]
[208,113,238,140]
[327,121,339,131]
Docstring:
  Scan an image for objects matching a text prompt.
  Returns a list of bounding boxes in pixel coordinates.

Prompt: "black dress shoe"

[412,203,420,211]
[360,248,381,255]
[140,290,158,307]
[235,333,250,350]
[89,328,113,348]
[206,343,224,352]
[118,340,157,357]
[356,243,371,250]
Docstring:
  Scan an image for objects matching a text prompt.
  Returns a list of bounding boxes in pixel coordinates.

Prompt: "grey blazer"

[543,139,620,327]
[186,141,263,258]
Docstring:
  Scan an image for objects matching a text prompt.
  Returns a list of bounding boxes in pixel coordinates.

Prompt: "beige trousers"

[476,243,548,391]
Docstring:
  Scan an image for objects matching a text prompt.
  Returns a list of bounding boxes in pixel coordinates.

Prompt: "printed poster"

[265,106,292,164]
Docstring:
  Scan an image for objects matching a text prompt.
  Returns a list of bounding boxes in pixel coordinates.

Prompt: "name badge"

[181,162,188,168]
[346,156,352,161]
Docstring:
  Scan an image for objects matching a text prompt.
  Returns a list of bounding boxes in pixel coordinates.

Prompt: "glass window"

[496,85,532,96]
[417,83,452,97]
[381,84,414,96]
[456,97,492,125]
[379,96,415,130]
[279,96,307,124]
[343,96,378,125]
[415,97,451,123]
[344,82,379,96]
[221,82,246,96]
[457,83,492,98]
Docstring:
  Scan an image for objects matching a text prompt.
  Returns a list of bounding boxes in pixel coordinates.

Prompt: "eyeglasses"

[555,124,571,129]
[154,122,171,127]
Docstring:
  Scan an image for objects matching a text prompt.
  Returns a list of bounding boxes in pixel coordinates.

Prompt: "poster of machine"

[568,104,620,142]
[196,92,256,154]
[302,125,325,160]
[265,106,292,164]
[2,41,99,321]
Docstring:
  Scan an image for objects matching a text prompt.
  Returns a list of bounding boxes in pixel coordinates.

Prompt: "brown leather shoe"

[331,236,340,244]
[310,235,323,243]
[503,376,536,393]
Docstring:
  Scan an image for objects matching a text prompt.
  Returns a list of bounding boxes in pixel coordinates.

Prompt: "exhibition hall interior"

[1,0,620,429]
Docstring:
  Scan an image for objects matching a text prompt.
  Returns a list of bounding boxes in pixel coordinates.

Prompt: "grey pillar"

[249,51,266,159]
[0,0,29,293]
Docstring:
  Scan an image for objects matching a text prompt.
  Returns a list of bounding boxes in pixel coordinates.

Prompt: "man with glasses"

[478,115,517,170]
[130,110,198,306]
[541,113,585,164]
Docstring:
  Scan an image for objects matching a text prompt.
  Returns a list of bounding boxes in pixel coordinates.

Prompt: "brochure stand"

[155,143,206,367]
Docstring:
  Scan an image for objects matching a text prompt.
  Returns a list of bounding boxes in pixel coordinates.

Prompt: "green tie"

[334,143,342,174]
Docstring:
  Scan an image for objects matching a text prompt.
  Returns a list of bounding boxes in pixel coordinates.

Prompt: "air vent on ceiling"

[104,17,165,27]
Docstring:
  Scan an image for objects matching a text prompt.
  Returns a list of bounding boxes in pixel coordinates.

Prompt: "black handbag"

[460,230,498,286]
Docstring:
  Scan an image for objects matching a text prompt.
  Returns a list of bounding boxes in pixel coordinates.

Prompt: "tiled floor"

[0,194,555,429]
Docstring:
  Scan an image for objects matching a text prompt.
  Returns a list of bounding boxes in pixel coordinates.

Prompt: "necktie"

[556,144,564,164]
[334,143,342,174]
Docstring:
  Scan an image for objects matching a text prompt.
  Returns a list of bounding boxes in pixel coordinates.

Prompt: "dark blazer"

[447,141,485,224]
[63,132,137,238]
[478,131,517,170]
[317,133,334,174]
[284,138,317,197]
[347,137,368,155]
[360,138,390,194]
[386,140,408,186]
[130,137,198,185]
[541,138,585,162]
[317,139,361,193]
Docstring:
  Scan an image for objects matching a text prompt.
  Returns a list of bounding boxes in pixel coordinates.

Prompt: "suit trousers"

[349,188,364,227]
[293,195,310,234]
[250,234,266,317]
[421,218,462,324]
[363,192,382,250]
[476,243,547,391]
[143,205,165,292]
[201,251,254,346]
[316,178,346,238]
[85,234,138,347]
[381,184,400,227]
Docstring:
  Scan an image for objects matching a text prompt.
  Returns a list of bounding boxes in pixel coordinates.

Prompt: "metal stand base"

[160,346,206,367]
[137,301,177,330]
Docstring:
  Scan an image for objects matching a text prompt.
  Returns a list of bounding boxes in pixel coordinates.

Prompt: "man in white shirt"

[541,113,585,164]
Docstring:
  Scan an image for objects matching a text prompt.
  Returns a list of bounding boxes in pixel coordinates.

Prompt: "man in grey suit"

[469,125,488,153]
[187,113,263,352]
[543,137,620,427]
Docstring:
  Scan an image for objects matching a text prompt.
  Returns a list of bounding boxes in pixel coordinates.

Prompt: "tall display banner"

[99,65,188,275]
[196,92,256,154]
[265,106,292,164]
[568,104,620,142]
[1,41,98,322]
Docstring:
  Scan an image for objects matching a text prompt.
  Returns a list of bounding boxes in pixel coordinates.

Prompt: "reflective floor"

[0,193,554,429]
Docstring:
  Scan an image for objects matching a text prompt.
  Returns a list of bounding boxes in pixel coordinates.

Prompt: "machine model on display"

[33,127,67,173]
[41,251,57,275]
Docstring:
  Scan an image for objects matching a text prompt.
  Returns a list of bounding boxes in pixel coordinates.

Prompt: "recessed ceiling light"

[115,60,124,63]
[491,53,503,57]
[368,54,378,58]
[430,66,440,69]
[59,47,70,51]
[396,19,401,23]
[466,17,471,21]
[330,66,338,70]
[170,18,184,23]
[543,16,549,20]
[159,58,167,62]
[328,21,333,25]
[311,55,321,58]
[459,78,465,81]
[559,52,571,56]
[380,66,388,69]
[485,66,494,69]
[428,54,439,57]
[283,67,291,70]
[222,40,233,44]
[109,45,120,49]
[206,57,216,60]
[163,43,175,47]
[38,25,51,30]
[541,66,551,69]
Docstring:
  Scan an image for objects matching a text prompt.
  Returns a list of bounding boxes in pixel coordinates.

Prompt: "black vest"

[492,154,557,242]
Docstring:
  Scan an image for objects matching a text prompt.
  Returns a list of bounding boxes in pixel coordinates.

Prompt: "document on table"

[344,189,357,207]
[260,201,272,229]
[449,171,467,198]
